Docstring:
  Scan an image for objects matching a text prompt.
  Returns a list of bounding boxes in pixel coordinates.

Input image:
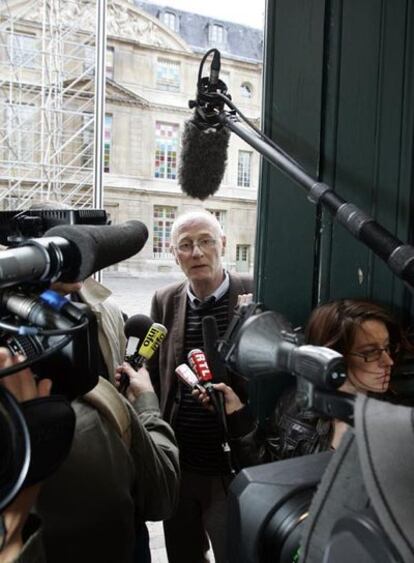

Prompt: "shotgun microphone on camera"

[0,221,148,288]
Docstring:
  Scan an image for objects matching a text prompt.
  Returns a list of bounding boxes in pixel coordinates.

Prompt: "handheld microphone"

[202,315,228,384]
[0,220,148,289]
[188,348,214,385]
[175,363,204,392]
[120,315,167,394]
[178,49,230,200]
[188,348,235,475]
[188,348,226,420]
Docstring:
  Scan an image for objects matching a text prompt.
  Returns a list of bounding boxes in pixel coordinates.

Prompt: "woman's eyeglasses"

[348,344,398,363]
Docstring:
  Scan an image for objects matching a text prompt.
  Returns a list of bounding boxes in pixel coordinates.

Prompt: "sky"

[144,0,266,29]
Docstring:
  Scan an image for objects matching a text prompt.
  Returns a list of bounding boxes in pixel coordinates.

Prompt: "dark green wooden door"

[253,0,414,416]
[257,0,414,324]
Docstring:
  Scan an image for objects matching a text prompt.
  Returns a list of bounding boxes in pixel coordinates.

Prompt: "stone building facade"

[0,0,263,273]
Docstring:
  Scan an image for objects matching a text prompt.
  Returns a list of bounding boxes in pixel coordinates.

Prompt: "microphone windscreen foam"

[178,119,230,200]
[46,220,148,281]
[124,314,153,339]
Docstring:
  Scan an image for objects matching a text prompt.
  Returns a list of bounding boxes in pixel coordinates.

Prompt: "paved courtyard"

[103,270,184,318]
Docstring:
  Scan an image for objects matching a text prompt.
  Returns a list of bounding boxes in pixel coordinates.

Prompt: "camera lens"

[0,386,30,511]
[261,488,315,563]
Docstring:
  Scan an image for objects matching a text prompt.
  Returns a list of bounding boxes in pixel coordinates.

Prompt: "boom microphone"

[178,120,230,200]
[0,220,148,288]
[178,48,230,200]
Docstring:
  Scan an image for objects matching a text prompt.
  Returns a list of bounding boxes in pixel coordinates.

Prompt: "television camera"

[0,208,147,511]
[218,302,411,563]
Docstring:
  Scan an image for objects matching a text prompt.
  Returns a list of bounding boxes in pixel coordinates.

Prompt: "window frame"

[153,205,177,258]
[237,150,253,187]
[154,121,179,180]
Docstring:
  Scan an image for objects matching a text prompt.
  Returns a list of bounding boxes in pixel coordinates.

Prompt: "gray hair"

[170,210,223,245]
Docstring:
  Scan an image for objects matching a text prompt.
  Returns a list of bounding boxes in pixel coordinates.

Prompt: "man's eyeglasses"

[176,238,217,254]
[348,344,398,363]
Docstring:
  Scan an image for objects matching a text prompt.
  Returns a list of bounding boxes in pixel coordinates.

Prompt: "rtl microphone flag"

[188,348,226,426]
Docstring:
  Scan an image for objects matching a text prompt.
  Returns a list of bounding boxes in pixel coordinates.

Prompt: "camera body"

[0,208,107,510]
[227,451,332,563]
[219,303,410,563]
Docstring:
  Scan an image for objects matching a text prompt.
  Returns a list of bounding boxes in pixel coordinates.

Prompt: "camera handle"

[296,379,355,424]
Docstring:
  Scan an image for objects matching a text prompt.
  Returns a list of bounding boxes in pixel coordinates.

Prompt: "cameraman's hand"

[0,349,52,401]
[192,383,244,415]
[115,363,154,403]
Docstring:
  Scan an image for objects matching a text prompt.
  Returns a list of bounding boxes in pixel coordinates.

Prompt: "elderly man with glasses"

[148,210,253,563]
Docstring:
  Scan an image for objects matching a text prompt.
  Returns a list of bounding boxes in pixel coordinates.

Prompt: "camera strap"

[355,394,414,563]
[83,376,132,449]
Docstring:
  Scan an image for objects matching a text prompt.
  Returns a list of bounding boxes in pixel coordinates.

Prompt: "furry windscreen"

[178,119,230,200]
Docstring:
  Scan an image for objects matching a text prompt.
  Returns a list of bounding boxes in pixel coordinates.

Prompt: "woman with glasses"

[195,299,407,466]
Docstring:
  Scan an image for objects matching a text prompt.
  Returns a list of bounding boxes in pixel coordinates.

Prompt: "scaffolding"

[0,0,105,210]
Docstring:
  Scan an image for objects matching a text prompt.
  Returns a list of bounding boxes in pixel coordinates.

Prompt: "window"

[81,113,112,172]
[83,45,114,78]
[154,122,178,180]
[163,11,177,32]
[83,44,95,76]
[236,244,251,272]
[106,46,114,79]
[81,114,94,168]
[104,114,113,172]
[208,23,227,46]
[153,206,177,257]
[240,82,252,98]
[237,150,252,187]
[156,59,180,92]
[5,103,38,163]
[206,209,226,232]
[7,32,38,68]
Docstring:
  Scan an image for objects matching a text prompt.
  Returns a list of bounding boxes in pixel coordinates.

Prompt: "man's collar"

[187,270,229,307]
